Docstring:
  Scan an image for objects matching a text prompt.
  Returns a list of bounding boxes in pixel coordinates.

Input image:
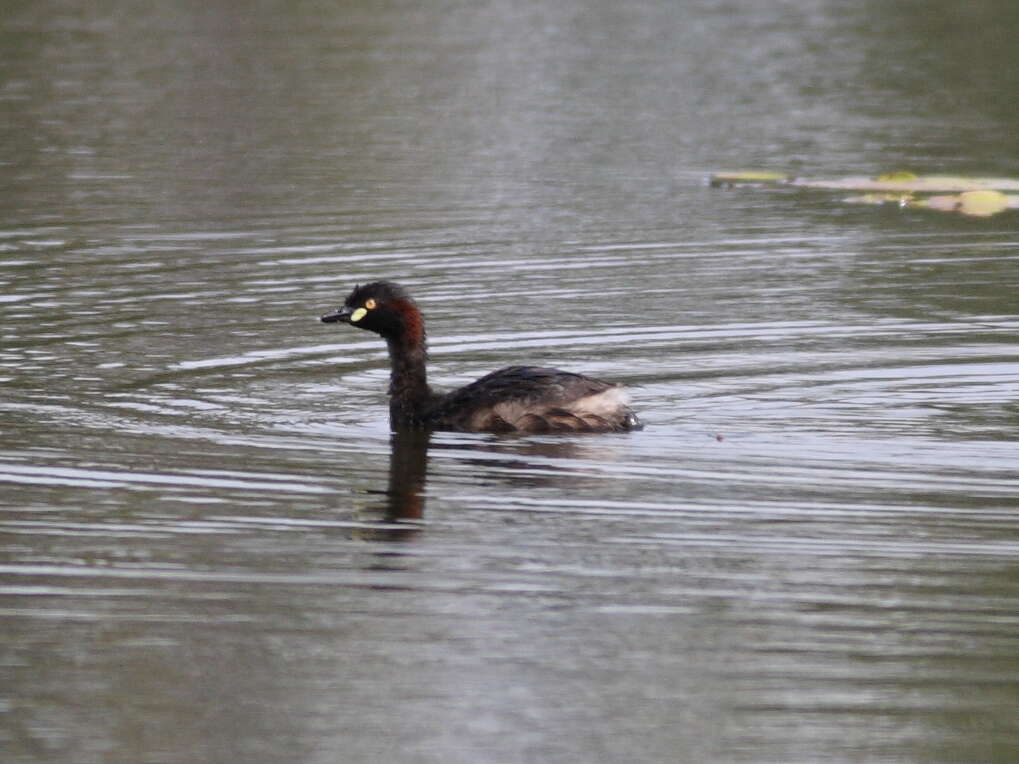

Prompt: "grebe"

[321,281,641,434]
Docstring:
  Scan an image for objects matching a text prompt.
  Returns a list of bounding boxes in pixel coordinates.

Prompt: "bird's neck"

[385,333,432,427]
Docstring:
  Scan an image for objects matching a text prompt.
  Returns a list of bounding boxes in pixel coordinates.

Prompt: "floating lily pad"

[795,175,1019,193]
[874,171,919,182]
[913,190,1016,217]
[709,170,1019,216]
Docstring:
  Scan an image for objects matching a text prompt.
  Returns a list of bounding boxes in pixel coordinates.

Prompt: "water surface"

[3,2,1019,762]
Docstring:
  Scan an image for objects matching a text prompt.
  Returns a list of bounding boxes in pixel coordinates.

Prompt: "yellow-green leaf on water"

[913,176,1019,192]
[957,189,1010,216]
[793,175,1019,193]
[875,170,918,182]
[912,190,1013,216]
[709,168,1019,216]
[709,171,790,187]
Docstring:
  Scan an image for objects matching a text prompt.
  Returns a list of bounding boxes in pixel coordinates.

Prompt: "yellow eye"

[365,298,377,310]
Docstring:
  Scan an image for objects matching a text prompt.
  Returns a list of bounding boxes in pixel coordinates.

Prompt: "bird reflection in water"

[354,428,631,541]
[355,428,431,542]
